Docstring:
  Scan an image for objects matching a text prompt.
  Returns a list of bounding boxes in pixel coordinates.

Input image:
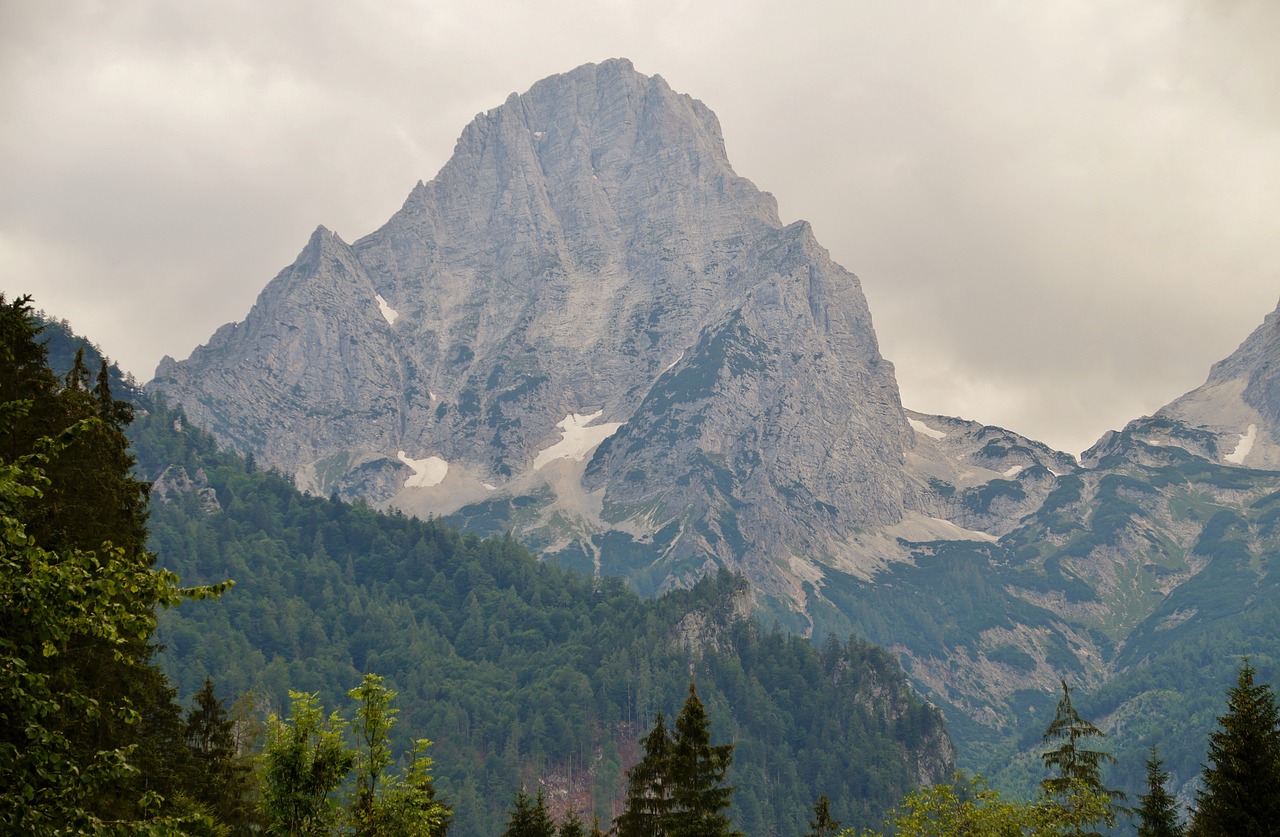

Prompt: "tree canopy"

[0,294,227,833]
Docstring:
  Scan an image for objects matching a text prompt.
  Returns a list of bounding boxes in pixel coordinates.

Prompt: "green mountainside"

[801,413,1280,801]
[122,396,951,835]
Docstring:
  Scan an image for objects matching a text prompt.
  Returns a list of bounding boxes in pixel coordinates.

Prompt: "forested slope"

[125,397,952,835]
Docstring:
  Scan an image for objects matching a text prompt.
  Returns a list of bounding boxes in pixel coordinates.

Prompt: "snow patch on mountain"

[1225,424,1257,464]
[397,451,448,487]
[533,412,624,470]
[909,418,948,440]
[375,294,399,326]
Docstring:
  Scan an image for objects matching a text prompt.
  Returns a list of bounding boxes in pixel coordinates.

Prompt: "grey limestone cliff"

[150,58,911,607]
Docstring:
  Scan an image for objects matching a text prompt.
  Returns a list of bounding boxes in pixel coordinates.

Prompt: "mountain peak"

[149,61,906,608]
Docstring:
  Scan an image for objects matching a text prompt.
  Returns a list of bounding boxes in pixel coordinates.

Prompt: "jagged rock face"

[150,59,910,600]
[902,409,1080,537]
[1146,298,1280,469]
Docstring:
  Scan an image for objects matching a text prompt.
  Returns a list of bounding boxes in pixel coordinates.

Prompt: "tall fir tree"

[184,678,259,832]
[616,713,674,837]
[804,794,842,837]
[1189,661,1280,837]
[502,786,556,837]
[667,683,738,837]
[1136,748,1182,837]
[1039,680,1122,837]
[616,683,739,837]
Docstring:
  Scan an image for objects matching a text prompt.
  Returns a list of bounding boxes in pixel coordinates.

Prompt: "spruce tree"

[184,678,258,832]
[1189,661,1280,837]
[804,794,842,837]
[502,786,556,837]
[1136,748,1182,837]
[1039,680,1121,836]
[616,713,673,837]
[557,809,587,837]
[616,684,740,837]
[666,682,739,837]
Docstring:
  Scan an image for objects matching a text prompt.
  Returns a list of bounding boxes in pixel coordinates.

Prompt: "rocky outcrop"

[1147,297,1280,469]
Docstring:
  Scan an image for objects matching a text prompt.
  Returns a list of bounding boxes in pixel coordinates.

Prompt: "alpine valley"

[147,59,1280,809]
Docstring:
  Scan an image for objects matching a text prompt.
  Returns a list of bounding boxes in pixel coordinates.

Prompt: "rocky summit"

[150,59,913,610]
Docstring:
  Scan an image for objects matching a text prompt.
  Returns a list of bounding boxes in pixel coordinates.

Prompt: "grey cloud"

[2,0,1277,456]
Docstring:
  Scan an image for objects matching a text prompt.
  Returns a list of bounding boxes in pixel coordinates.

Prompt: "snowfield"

[397,451,448,487]
[376,294,399,326]
[1225,423,1257,465]
[533,411,624,470]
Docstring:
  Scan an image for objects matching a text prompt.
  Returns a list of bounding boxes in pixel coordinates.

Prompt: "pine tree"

[502,786,556,837]
[1137,748,1182,837]
[616,713,674,837]
[666,683,738,837]
[1039,680,1122,836]
[804,794,842,837]
[1189,661,1280,837]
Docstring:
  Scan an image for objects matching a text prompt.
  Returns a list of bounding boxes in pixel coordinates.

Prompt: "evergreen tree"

[184,678,258,833]
[557,808,587,837]
[804,794,842,837]
[1189,661,1280,837]
[667,683,738,837]
[502,786,556,837]
[1136,748,1182,837]
[1039,680,1121,836]
[616,713,674,837]
[616,683,739,837]
[0,294,226,833]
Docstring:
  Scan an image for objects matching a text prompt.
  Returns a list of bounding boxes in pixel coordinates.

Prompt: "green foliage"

[184,678,260,832]
[667,683,738,837]
[502,787,557,837]
[805,794,842,837]
[348,673,450,837]
[258,680,450,837]
[851,773,1113,837]
[1189,661,1280,837]
[1136,748,1182,837]
[0,295,228,834]
[617,685,741,837]
[1038,681,1121,836]
[259,691,354,835]
[617,713,674,837]
[135,394,950,834]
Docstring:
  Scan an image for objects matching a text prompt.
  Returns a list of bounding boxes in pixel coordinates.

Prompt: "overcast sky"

[3,0,1278,456]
